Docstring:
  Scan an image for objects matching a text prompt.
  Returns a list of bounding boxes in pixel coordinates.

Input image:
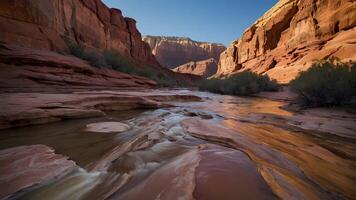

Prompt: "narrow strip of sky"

[102,0,277,46]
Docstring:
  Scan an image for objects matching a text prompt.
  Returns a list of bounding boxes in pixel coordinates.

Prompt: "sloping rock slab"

[116,145,275,200]
[0,145,77,199]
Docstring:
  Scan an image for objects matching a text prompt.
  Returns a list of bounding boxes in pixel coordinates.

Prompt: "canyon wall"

[173,58,218,78]
[217,0,356,83]
[143,36,226,69]
[0,0,158,67]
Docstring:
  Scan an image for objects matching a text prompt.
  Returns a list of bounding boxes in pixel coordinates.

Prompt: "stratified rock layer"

[143,36,226,69]
[0,145,77,200]
[0,0,158,67]
[173,58,218,78]
[117,145,276,200]
[0,90,202,129]
[217,0,356,83]
[0,44,157,92]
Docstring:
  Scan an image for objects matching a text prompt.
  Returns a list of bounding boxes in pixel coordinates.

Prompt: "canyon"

[143,36,226,77]
[0,0,158,67]
[217,0,356,83]
[0,0,355,200]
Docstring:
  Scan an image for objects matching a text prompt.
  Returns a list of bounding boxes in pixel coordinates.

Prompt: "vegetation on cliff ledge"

[62,35,185,87]
[199,71,279,95]
[291,58,356,107]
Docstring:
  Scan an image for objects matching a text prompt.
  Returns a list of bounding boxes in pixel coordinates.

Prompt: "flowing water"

[0,90,355,200]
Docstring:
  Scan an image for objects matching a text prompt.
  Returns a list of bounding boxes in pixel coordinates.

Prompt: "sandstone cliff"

[217,0,356,83]
[0,0,158,67]
[0,43,156,92]
[143,36,226,69]
[173,58,218,78]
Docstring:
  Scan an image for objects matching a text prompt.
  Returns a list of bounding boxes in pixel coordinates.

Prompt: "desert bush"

[62,35,107,68]
[199,71,279,95]
[103,51,136,74]
[137,68,185,87]
[62,34,186,87]
[290,58,356,107]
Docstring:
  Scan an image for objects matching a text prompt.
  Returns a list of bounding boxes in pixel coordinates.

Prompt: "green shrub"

[103,51,136,74]
[62,34,107,68]
[290,58,356,107]
[199,71,279,95]
[62,34,186,87]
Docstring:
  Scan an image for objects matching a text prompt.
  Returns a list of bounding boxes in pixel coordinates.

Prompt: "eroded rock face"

[0,44,157,92]
[0,0,158,67]
[0,145,77,200]
[173,58,218,78]
[0,90,202,129]
[217,0,356,83]
[143,36,226,69]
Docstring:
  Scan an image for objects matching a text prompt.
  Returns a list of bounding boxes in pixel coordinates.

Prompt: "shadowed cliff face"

[217,0,356,83]
[143,36,226,69]
[0,0,159,67]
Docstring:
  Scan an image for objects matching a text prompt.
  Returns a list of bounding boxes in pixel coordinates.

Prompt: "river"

[0,90,355,200]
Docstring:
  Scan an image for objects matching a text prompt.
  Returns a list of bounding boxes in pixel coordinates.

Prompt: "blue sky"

[102,0,277,46]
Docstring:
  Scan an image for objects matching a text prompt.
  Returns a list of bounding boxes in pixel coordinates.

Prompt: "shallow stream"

[1,90,355,200]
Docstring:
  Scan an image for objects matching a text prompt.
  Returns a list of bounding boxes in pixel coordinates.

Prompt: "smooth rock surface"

[116,145,276,200]
[85,122,130,133]
[0,90,355,199]
[0,145,76,200]
[0,90,202,129]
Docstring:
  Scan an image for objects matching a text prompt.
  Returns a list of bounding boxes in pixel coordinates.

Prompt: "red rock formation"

[173,58,218,78]
[143,36,226,69]
[0,44,157,92]
[117,145,275,200]
[0,145,76,200]
[0,0,158,67]
[217,0,356,83]
[0,85,202,129]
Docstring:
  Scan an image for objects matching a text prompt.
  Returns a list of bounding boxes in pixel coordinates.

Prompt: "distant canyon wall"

[173,58,218,78]
[0,0,158,67]
[217,0,356,83]
[143,36,226,76]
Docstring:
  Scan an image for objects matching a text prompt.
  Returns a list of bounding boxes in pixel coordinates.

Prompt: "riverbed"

[0,90,355,200]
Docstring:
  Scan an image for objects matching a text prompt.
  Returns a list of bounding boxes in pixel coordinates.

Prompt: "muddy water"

[0,90,355,200]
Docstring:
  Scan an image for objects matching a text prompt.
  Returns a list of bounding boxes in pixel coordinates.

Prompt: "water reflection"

[1,90,355,200]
